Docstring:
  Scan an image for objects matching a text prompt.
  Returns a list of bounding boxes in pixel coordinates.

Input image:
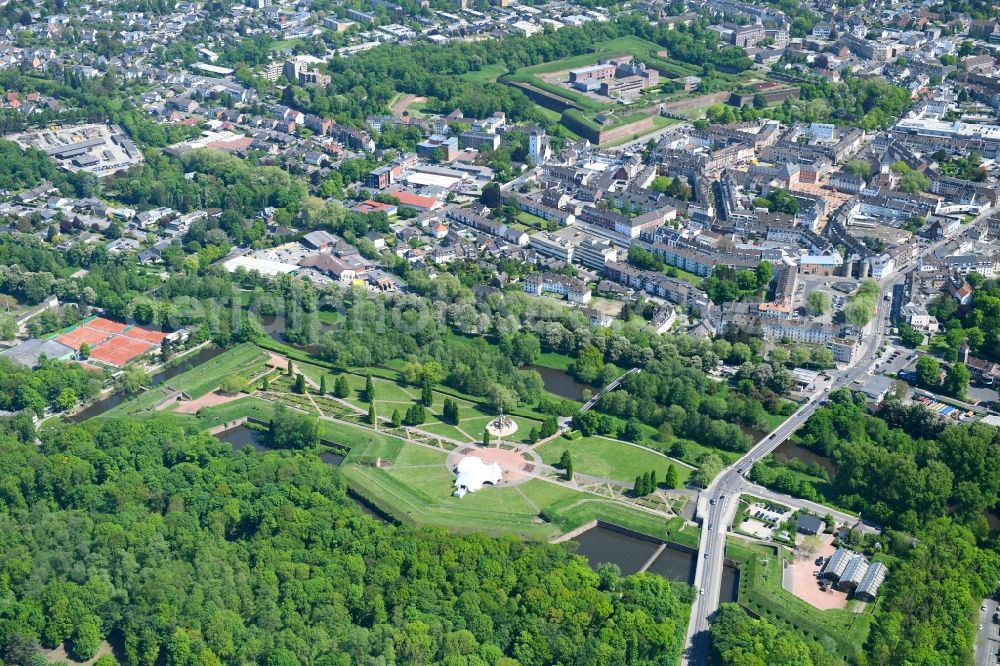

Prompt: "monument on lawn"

[485,408,518,438]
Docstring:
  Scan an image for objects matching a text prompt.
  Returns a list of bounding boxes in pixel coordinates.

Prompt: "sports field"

[54,316,169,366]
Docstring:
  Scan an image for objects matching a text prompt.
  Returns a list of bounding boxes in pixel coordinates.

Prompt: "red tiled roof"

[390,191,440,210]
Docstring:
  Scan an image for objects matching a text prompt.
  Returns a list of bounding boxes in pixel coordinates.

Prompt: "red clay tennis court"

[122,327,168,344]
[89,336,156,366]
[86,317,130,334]
[56,326,111,351]
[54,318,168,366]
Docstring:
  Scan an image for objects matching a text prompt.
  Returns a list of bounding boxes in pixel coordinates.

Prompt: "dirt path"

[391,94,426,116]
[170,390,242,414]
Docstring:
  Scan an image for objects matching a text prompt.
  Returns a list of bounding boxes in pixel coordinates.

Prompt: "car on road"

[984,604,989,612]
[704,552,709,558]
[699,588,704,595]
[710,498,717,505]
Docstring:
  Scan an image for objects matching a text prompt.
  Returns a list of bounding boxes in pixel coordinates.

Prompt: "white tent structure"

[453,456,502,498]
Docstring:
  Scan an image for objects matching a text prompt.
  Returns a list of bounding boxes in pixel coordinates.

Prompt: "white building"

[528,128,551,165]
[453,456,502,497]
[866,253,895,279]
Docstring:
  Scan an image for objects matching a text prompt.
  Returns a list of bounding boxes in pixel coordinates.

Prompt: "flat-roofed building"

[528,232,574,262]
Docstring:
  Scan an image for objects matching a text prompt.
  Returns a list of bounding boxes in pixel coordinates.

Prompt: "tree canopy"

[0,416,691,666]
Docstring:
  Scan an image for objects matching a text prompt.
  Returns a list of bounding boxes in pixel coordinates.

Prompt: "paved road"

[679,210,999,665]
[740,482,878,533]
[975,600,999,666]
[681,274,897,665]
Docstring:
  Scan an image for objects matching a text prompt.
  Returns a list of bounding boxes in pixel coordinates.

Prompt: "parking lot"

[6,123,143,176]
[740,500,792,540]
[878,345,918,377]
[787,533,851,611]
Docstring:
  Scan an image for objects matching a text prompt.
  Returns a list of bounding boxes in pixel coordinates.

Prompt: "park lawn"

[341,425,408,463]
[516,478,580,509]
[342,455,562,539]
[543,493,696,545]
[420,421,476,443]
[335,420,685,541]
[177,344,269,398]
[198,396,275,426]
[456,482,542,517]
[458,415,496,437]
[635,428,741,475]
[510,36,667,77]
[99,396,274,430]
[460,63,508,84]
[534,351,575,371]
[335,374,417,408]
[279,358,332,387]
[385,440,450,467]
[537,435,691,486]
[509,415,544,439]
[664,265,705,286]
[727,538,873,661]
[317,309,343,326]
[271,37,307,51]
[535,105,565,124]
[516,210,549,229]
[455,413,543,444]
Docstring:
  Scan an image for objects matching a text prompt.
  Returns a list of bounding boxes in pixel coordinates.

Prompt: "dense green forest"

[865,518,997,664]
[0,356,104,416]
[710,603,840,666]
[0,416,691,665]
[0,140,66,193]
[757,74,912,131]
[754,389,1000,536]
[113,150,307,218]
[750,389,1000,665]
[714,510,1000,666]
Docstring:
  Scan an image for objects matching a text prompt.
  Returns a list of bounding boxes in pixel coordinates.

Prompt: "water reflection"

[215,424,268,452]
[571,524,740,601]
[772,440,836,477]
[527,365,589,401]
[572,526,660,575]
